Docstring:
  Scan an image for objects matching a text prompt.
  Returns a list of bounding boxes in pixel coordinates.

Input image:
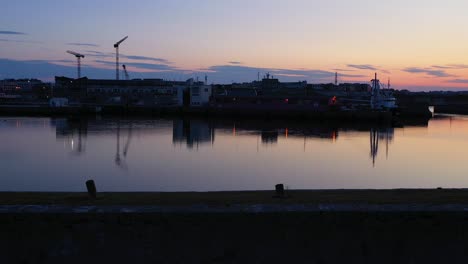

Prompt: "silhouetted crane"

[122,65,130,80]
[66,50,85,79]
[114,36,128,80]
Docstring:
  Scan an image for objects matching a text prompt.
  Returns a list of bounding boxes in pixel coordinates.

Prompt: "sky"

[2,0,468,91]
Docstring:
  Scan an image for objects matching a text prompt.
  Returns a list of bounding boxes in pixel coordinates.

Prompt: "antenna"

[374,72,377,89]
[66,50,85,79]
[114,36,128,80]
[335,72,338,86]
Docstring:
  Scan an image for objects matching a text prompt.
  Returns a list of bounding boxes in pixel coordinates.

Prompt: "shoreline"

[0,104,433,121]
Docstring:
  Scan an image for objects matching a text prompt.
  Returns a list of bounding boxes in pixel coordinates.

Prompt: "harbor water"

[0,115,467,192]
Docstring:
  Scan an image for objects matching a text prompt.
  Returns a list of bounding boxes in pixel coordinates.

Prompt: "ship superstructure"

[371,73,397,110]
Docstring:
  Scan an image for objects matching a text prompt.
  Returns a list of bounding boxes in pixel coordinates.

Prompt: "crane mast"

[66,50,85,79]
[114,36,128,80]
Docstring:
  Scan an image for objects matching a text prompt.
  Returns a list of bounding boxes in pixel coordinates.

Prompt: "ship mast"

[374,72,377,90]
[371,72,380,109]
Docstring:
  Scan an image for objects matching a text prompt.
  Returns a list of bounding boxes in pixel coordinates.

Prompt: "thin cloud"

[84,50,106,54]
[83,51,113,58]
[229,61,242,65]
[85,51,170,64]
[47,59,76,65]
[449,64,468,69]
[124,62,175,71]
[447,79,468,84]
[402,67,454,77]
[67,43,100,47]
[347,64,378,71]
[94,60,175,71]
[432,64,468,69]
[0,31,26,35]
[432,65,453,69]
[0,39,41,44]
[124,55,170,64]
[332,68,355,72]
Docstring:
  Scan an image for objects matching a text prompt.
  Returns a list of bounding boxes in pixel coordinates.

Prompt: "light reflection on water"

[0,115,466,192]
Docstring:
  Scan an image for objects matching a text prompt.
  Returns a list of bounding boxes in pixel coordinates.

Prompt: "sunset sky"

[2,0,468,91]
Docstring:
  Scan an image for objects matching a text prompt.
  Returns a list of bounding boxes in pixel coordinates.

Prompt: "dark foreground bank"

[3,212,468,264]
[2,190,468,263]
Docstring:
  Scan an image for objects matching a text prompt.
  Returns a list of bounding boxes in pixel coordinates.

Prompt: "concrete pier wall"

[1,212,468,263]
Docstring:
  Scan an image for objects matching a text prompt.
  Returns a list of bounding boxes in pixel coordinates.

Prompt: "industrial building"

[0,79,52,101]
[54,77,212,107]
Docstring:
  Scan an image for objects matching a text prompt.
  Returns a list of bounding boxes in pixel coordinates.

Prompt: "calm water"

[1,115,467,192]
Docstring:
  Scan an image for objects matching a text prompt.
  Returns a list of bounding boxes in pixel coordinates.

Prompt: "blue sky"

[2,0,468,90]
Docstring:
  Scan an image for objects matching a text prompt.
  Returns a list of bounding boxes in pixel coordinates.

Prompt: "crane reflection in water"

[115,121,133,170]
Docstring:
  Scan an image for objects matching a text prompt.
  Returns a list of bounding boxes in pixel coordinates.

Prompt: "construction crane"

[122,65,130,80]
[114,36,128,80]
[66,50,85,79]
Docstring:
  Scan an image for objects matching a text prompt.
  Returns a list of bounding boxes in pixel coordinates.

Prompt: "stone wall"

[1,212,468,263]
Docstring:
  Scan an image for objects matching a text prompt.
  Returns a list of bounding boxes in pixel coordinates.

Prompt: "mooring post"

[86,180,97,199]
[275,184,285,198]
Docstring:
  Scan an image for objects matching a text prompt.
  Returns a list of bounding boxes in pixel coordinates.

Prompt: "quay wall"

[2,211,468,263]
[0,105,402,122]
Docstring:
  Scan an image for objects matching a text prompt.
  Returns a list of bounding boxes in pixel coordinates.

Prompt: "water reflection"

[370,128,394,167]
[52,118,88,155]
[173,119,215,149]
[46,117,403,167]
[115,122,133,170]
[11,115,468,191]
[261,131,278,145]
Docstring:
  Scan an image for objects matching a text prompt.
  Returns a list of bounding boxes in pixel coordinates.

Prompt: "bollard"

[86,180,97,199]
[275,184,285,198]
